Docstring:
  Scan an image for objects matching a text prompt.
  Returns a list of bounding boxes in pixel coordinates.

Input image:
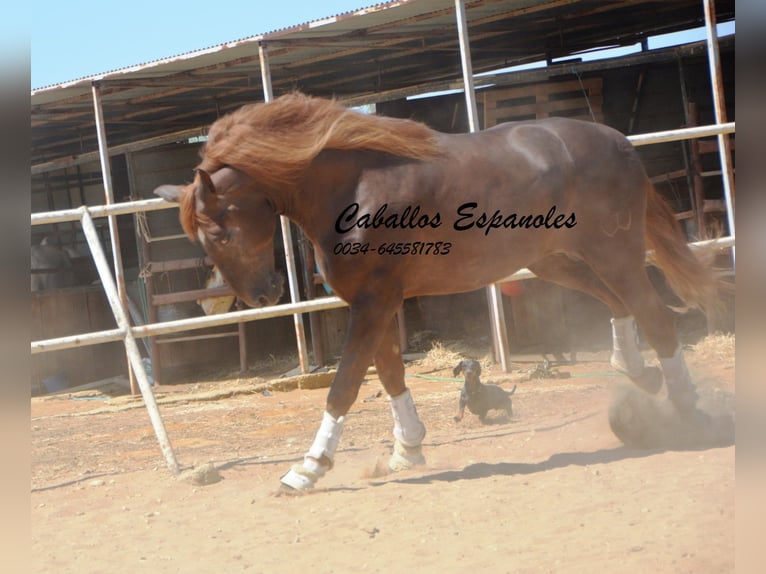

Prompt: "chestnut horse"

[155,93,717,491]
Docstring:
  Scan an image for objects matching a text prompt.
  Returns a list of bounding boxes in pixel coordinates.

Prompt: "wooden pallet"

[483,77,603,127]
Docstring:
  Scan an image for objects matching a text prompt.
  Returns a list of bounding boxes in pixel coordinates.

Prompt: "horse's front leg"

[373,314,426,472]
[279,298,400,492]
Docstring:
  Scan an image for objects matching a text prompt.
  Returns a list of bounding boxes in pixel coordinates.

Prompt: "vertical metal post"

[258,42,275,101]
[454,0,511,372]
[259,42,311,373]
[92,82,138,392]
[702,0,735,256]
[80,207,180,475]
[455,0,480,133]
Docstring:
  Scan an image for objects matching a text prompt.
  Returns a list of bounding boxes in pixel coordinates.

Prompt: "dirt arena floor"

[31,335,735,574]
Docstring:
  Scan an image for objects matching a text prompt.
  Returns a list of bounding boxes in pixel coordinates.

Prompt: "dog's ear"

[453,362,464,377]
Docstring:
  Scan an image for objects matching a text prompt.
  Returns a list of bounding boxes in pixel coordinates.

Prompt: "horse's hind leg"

[374,313,427,471]
[585,254,699,412]
[529,255,662,393]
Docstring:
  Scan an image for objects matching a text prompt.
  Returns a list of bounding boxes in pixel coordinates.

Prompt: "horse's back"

[485,116,637,163]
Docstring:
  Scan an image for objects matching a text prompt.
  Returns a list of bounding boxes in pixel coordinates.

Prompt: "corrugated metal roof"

[31,1,428,93]
[31,0,735,169]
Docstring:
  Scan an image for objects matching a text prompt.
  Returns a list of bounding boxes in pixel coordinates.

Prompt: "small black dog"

[453,359,516,423]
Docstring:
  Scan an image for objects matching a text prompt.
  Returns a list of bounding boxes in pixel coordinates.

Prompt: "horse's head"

[154,167,284,308]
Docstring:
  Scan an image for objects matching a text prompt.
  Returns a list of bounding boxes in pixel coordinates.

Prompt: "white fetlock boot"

[388,388,426,472]
[280,411,345,491]
[610,316,644,376]
[659,346,699,413]
[610,316,663,394]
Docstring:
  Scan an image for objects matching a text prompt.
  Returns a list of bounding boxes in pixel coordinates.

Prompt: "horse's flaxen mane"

[197,92,444,189]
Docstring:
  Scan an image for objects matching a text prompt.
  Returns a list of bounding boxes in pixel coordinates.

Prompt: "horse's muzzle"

[244,273,284,308]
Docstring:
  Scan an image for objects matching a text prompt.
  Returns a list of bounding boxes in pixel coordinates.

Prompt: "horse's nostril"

[258,295,270,307]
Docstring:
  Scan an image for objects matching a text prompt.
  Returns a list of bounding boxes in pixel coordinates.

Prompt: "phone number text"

[333,241,452,256]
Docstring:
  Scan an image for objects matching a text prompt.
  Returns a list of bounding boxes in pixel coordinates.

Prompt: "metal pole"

[92,82,138,393]
[454,0,480,133]
[31,296,350,354]
[259,42,311,373]
[702,0,736,257]
[627,122,735,146]
[80,207,180,475]
[259,42,274,101]
[454,0,511,372]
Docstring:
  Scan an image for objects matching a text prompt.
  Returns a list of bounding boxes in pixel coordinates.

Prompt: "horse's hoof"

[388,440,425,472]
[275,483,306,497]
[608,382,734,450]
[666,385,700,414]
[280,464,319,491]
[608,386,661,448]
[629,365,663,395]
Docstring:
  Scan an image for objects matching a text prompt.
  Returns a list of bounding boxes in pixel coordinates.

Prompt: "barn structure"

[31,0,735,430]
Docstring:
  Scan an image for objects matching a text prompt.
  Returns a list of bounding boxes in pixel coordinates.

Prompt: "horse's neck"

[277,150,368,242]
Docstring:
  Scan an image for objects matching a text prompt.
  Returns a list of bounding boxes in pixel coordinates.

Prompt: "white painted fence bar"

[80,207,180,475]
[627,122,735,146]
[31,197,176,225]
[31,295,349,353]
[32,328,126,353]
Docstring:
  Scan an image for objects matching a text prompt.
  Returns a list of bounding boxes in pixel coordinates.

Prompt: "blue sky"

[31,1,734,90]
[31,0,368,88]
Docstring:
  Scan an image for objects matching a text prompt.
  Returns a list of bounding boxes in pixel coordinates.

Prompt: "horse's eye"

[207,225,230,245]
[218,233,231,246]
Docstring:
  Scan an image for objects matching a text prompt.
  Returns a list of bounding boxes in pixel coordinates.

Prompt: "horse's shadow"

[375,444,714,487]
[372,432,734,486]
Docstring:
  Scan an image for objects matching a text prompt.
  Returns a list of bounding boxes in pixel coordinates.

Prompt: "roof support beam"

[455,0,511,373]
[703,0,735,261]
[260,42,310,375]
[92,82,137,393]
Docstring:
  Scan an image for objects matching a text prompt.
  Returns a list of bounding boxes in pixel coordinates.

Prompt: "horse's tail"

[644,183,720,313]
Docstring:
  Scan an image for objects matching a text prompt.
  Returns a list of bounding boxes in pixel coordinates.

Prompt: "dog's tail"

[507,385,517,396]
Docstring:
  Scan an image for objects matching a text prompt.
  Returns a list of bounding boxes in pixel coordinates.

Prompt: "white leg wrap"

[658,346,689,380]
[389,388,426,447]
[306,411,345,466]
[610,316,645,377]
[280,411,344,491]
[658,346,698,409]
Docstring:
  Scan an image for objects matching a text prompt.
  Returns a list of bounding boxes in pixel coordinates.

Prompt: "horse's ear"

[194,168,219,213]
[154,184,184,203]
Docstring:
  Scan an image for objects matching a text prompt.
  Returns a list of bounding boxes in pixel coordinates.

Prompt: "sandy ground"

[30,337,735,574]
